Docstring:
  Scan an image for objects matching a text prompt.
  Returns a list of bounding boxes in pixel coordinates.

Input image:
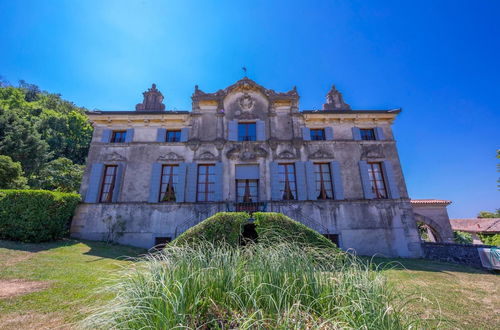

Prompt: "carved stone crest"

[276,150,297,159]
[322,85,351,110]
[157,152,184,162]
[308,148,334,159]
[136,83,165,111]
[195,151,218,161]
[226,143,268,161]
[103,152,126,162]
[361,145,385,159]
[187,139,201,151]
[238,93,255,111]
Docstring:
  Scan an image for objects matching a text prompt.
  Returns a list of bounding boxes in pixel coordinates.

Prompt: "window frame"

[159,164,179,202]
[360,128,376,141]
[196,164,216,202]
[314,162,334,200]
[236,179,259,203]
[110,130,127,143]
[278,163,297,200]
[310,128,326,141]
[166,130,181,143]
[238,122,257,142]
[99,165,118,203]
[367,162,388,199]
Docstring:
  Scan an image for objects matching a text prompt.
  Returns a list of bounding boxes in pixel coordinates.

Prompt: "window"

[278,163,297,200]
[111,131,127,143]
[310,129,326,141]
[159,165,178,202]
[99,165,117,203]
[314,163,334,200]
[236,179,259,202]
[166,130,181,142]
[197,164,215,202]
[367,162,388,199]
[238,122,256,141]
[360,128,376,141]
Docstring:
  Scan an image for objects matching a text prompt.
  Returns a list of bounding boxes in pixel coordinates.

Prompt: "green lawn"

[0,240,498,329]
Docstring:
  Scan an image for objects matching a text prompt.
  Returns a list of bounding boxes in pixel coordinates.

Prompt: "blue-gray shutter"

[352,127,361,141]
[235,165,260,179]
[302,127,311,141]
[270,162,281,200]
[228,120,238,141]
[305,161,316,200]
[375,127,385,141]
[101,129,111,143]
[325,127,334,141]
[148,163,162,203]
[125,129,134,143]
[85,163,104,203]
[256,120,266,141]
[156,128,166,142]
[175,163,187,202]
[295,161,307,201]
[382,160,400,199]
[214,162,223,201]
[180,128,189,142]
[111,163,124,202]
[359,160,374,199]
[330,161,344,200]
[185,163,198,202]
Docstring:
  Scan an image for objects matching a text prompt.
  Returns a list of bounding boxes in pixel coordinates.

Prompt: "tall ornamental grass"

[82,242,433,329]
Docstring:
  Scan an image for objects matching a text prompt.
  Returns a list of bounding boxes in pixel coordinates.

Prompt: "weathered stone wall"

[422,242,493,268]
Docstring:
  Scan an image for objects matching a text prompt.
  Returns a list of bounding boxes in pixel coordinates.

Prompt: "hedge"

[0,189,80,242]
[173,212,249,247]
[253,212,338,249]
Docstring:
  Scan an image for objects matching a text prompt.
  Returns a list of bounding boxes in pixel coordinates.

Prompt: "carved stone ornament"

[322,85,351,110]
[187,139,201,151]
[292,138,304,149]
[238,93,255,111]
[225,143,268,161]
[268,138,279,150]
[196,151,218,161]
[213,138,226,150]
[309,148,334,159]
[136,83,166,111]
[103,152,126,162]
[361,145,385,159]
[157,152,184,162]
[276,150,297,159]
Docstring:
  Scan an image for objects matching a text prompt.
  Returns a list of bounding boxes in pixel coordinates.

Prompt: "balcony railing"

[226,202,267,214]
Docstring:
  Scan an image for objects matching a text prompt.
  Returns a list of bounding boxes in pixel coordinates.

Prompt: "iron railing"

[226,202,267,214]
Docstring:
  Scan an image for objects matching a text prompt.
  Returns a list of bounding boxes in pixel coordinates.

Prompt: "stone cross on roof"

[136,83,166,111]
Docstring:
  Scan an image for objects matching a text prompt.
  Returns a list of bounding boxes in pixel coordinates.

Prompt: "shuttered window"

[159,165,179,202]
[166,130,181,142]
[314,163,334,200]
[111,131,127,143]
[360,128,376,141]
[367,162,388,199]
[99,165,117,202]
[197,164,215,202]
[238,122,256,141]
[278,163,297,200]
[310,129,326,141]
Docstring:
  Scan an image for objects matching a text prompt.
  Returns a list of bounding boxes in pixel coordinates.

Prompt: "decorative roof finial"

[322,84,351,110]
[136,83,165,111]
[242,66,248,77]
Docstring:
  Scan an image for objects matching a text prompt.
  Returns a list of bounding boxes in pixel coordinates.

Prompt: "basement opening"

[241,223,258,246]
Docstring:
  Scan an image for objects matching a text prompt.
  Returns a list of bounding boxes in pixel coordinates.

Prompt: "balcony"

[226,202,267,214]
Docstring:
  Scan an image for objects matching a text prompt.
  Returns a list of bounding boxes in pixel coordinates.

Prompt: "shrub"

[173,212,249,247]
[0,189,80,242]
[253,212,337,249]
[478,233,500,246]
[82,243,432,329]
[453,231,473,244]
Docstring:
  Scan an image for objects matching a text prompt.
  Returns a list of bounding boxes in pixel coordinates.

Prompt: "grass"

[0,239,498,329]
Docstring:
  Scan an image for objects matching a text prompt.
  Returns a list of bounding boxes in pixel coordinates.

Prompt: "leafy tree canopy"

[32,157,84,193]
[0,155,28,189]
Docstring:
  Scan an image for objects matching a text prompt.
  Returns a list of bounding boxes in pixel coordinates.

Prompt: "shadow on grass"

[0,238,79,253]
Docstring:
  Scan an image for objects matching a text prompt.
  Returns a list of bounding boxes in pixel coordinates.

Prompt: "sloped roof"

[410,199,452,205]
[450,218,500,233]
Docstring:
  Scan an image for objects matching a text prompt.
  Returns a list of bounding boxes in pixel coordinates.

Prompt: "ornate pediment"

[135,84,165,111]
[157,152,184,162]
[361,145,385,159]
[103,152,127,162]
[226,143,268,161]
[276,150,297,160]
[322,84,350,110]
[309,149,334,159]
[195,151,218,161]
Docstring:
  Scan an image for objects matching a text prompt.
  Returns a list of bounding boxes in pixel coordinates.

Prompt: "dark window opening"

[154,236,171,249]
[111,131,127,143]
[323,234,339,246]
[314,163,334,200]
[278,163,297,200]
[238,122,256,141]
[166,130,181,142]
[360,128,376,141]
[99,165,117,203]
[367,162,388,199]
[197,164,215,202]
[310,129,326,141]
[159,165,178,202]
[240,223,258,246]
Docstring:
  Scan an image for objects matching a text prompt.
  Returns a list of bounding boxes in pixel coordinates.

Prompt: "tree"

[32,157,84,193]
[478,209,500,218]
[0,155,28,189]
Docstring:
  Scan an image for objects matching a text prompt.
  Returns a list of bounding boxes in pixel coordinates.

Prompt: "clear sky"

[0,0,498,217]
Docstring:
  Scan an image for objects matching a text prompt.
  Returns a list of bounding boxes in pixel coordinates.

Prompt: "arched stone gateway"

[411,200,454,243]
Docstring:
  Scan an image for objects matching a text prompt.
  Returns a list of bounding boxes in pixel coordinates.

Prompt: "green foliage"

[253,212,337,249]
[0,155,28,189]
[453,231,473,244]
[0,81,92,185]
[82,243,432,329]
[478,233,500,246]
[477,209,500,218]
[31,157,84,192]
[0,189,80,242]
[173,212,249,246]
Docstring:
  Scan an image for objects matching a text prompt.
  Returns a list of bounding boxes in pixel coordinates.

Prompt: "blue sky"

[0,0,498,217]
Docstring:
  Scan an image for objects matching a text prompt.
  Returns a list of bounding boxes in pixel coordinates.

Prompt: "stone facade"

[71,78,423,257]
